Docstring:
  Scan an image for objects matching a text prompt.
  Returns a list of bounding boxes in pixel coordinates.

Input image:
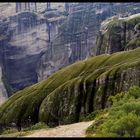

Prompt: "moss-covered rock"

[125,36,140,49]
[96,14,140,55]
[1,46,140,130]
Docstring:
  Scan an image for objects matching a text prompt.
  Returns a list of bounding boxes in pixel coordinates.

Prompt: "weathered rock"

[1,3,140,99]
[96,14,140,55]
[38,3,140,83]
[0,66,7,105]
[0,11,49,96]
[1,46,140,130]
[0,9,66,97]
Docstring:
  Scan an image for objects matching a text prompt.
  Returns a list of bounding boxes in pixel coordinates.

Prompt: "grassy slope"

[1,47,140,127]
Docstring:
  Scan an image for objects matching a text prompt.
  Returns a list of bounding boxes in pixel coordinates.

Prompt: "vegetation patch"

[0,122,49,137]
[125,36,140,49]
[86,86,140,137]
[22,122,49,131]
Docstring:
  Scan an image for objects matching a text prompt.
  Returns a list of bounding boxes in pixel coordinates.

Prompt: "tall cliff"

[0,66,7,105]
[1,10,140,132]
[1,3,140,102]
[0,5,66,98]
[38,3,140,81]
[96,13,140,55]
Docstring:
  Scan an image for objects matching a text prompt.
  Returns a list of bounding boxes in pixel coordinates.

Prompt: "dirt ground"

[25,121,94,137]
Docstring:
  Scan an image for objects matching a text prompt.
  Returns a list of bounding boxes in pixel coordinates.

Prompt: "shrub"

[86,86,140,137]
[30,122,48,130]
[84,110,103,121]
[135,127,140,137]
[128,86,140,99]
[23,122,49,131]
[2,128,18,134]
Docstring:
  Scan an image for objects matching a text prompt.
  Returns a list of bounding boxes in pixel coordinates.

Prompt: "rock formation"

[1,3,140,103]
[96,13,140,55]
[38,3,140,83]
[1,45,140,131]
[1,4,140,132]
[0,3,66,97]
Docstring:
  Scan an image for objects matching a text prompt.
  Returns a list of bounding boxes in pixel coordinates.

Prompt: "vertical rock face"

[60,3,140,57]
[1,3,140,99]
[1,11,49,95]
[38,3,140,82]
[0,66,7,105]
[16,3,37,13]
[0,12,49,96]
[0,16,12,98]
[0,5,66,97]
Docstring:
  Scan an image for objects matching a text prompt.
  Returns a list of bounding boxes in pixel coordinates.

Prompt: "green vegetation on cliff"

[86,86,140,137]
[126,36,140,49]
[96,14,140,55]
[1,47,140,129]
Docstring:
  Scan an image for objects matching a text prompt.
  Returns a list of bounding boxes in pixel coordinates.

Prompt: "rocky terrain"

[0,3,140,103]
[0,3,66,101]
[96,13,140,55]
[1,44,140,132]
[1,3,140,137]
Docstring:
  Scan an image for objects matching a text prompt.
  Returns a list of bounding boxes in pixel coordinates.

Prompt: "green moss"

[22,122,49,131]
[125,36,140,48]
[1,46,140,128]
[135,23,140,31]
[126,16,140,28]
